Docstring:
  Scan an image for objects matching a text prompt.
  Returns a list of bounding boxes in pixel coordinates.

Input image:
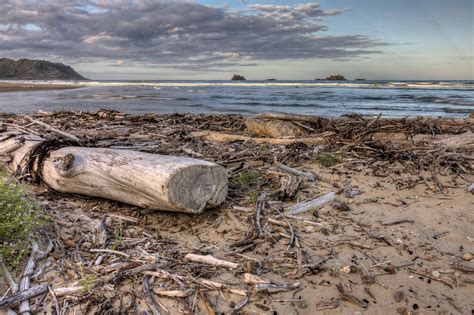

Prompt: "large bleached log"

[371,131,474,150]
[0,132,228,213]
[191,131,327,145]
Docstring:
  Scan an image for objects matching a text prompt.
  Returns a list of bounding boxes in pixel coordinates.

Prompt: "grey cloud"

[0,1,382,70]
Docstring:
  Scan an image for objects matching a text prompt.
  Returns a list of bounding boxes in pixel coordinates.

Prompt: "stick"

[196,279,247,296]
[274,159,316,181]
[0,285,47,308]
[48,286,60,315]
[185,254,239,270]
[381,219,414,226]
[286,192,336,215]
[143,276,162,315]
[18,242,39,315]
[244,273,271,285]
[89,248,131,258]
[255,192,267,237]
[25,116,81,142]
[0,260,18,294]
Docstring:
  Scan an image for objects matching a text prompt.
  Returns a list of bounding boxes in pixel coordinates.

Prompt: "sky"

[0,0,472,80]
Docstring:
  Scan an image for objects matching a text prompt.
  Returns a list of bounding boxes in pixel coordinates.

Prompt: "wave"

[2,79,473,91]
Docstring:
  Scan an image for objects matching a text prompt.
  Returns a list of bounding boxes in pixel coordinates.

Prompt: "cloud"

[0,1,382,70]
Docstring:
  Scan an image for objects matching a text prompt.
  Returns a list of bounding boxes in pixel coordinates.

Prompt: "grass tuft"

[311,152,343,167]
[234,169,261,187]
[0,174,41,270]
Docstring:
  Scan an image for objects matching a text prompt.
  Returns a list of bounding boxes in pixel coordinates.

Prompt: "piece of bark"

[153,289,193,298]
[244,273,271,285]
[286,192,336,215]
[196,279,247,296]
[0,131,228,213]
[245,118,307,138]
[190,131,327,145]
[184,254,239,269]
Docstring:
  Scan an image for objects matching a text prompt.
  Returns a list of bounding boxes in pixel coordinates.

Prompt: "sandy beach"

[0,82,84,92]
[0,110,472,314]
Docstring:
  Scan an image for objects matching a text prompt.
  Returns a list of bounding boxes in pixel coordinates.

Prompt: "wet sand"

[0,82,84,92]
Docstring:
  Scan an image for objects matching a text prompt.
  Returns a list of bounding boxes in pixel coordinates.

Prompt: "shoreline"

[0,82,84,92]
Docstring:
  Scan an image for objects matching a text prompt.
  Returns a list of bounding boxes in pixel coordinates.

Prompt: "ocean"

[0,80,473,117]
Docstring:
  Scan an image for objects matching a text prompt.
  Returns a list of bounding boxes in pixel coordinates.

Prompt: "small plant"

[79,264,98,292]
[0,174,41,270]
[312,152,343,167]
[245,190,261,204]
[234,169,261,187]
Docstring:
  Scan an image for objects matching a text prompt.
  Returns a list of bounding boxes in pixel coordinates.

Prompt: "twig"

[25,116,81,142]
[255,192,267,237]
[381,218,414,226]
[48,286,60,315]
[185,254,239,269]
[143,276,162,315]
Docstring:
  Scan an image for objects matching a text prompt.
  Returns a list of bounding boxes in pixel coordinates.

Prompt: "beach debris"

[316,300,340,310]
[184,254,239,269]
[274,157,317,181]
[245,117,308,138]
[381,218,414,226]
[243,273,271,285]
[286,192,336,215]
[331,201,352,212]
[344,186,364,198]
[254,281,300,293]
[336,283,368,308]
[191,130,326,145]
[462,253,473,261]
[468,182,474,193]
[432,231,449,239]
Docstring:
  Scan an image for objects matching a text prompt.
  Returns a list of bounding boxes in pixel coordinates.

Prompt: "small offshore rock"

[462,253,473,261]
[393,290,405,302]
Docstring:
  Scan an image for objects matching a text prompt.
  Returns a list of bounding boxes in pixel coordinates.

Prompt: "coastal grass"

[0,172,41,270]
[311,152,344,167]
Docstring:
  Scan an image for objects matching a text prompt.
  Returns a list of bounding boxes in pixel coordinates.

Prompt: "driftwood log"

[0,131,228,213]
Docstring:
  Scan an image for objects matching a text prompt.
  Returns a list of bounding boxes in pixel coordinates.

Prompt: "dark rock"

[231,74,246,81]
[355,78,366,81]
[0,58,88,80]
[266,78,277,81]
[325,74,347,81]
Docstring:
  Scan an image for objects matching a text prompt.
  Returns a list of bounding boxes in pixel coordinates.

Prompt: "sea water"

[0,80,472,117]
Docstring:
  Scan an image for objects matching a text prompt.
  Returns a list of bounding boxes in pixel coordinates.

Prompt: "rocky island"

[231,74,246,80]
[325,74,347,81]
[0,58,88,80]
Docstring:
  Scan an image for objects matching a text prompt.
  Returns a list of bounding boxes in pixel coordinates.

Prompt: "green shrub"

[234,169,261,187]
[312,152,343,167]
[0,174,41,270]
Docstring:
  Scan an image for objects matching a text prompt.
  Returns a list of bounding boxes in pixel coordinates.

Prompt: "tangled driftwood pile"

[0,110,473,314]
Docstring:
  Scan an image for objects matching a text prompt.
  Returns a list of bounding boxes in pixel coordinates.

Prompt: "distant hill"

[0,58,88,80]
